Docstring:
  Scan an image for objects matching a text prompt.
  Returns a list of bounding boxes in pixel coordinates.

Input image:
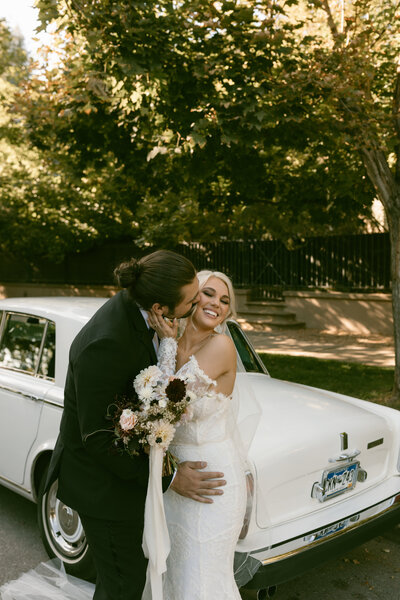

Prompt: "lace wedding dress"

[157,337,247,600]
[0,337,247,600]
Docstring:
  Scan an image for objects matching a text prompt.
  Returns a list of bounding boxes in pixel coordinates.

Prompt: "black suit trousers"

[80,514,147,600]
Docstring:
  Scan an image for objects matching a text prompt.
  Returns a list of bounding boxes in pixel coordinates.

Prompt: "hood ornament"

[329,433,360,463]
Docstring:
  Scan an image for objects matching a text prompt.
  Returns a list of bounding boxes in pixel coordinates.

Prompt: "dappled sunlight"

[248,329,394,368]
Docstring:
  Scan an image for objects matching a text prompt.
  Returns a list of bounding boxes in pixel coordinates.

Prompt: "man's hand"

[170,461,226,504]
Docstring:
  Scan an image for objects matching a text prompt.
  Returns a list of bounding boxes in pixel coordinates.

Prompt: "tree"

[31,0,375,251]
[282,0,400,401]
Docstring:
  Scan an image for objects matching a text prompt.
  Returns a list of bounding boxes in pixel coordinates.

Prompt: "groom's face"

[166,277,200,319]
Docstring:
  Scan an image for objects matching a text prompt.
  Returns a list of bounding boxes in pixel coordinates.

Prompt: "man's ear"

[151,302,168,315]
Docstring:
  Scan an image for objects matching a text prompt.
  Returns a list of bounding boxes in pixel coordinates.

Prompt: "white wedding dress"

[157,337,247,600]
[0,338,247,600]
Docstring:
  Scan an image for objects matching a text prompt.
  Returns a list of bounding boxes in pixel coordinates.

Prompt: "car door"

[0,310,56,486]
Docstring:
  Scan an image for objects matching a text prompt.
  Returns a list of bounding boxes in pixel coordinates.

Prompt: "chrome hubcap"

[43,480,87,560]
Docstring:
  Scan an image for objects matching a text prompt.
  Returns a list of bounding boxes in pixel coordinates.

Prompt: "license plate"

[322,461,359,500]
[304,518,350,542]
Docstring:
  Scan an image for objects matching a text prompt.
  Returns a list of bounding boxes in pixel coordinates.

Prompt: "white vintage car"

[1,297,400,598]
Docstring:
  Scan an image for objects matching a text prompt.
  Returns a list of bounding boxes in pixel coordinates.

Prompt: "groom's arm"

[72,336,149,485]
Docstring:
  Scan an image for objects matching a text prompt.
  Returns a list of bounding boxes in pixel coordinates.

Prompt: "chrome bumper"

[239,492,400,589]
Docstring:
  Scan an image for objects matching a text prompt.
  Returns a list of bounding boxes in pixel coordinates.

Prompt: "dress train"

[0,560,94,600]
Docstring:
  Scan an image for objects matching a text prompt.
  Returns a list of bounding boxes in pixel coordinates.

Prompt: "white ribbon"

[141,446,170,600]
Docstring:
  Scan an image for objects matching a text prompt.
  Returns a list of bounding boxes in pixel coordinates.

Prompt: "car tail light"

[239,471,254,539]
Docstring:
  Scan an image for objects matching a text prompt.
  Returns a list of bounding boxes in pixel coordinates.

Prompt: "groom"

[46,250,227,600]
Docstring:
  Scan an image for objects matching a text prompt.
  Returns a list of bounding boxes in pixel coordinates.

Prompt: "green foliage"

[3,0,395,261]
[23,0,374,255]
[260,353,394,404]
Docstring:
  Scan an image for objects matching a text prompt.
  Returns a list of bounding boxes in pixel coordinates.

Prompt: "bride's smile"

[193,276,231,330]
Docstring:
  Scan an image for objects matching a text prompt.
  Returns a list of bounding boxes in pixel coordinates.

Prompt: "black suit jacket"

[46,290,171,519]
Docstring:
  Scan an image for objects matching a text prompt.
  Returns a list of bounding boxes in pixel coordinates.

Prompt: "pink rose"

[119,409,137,431]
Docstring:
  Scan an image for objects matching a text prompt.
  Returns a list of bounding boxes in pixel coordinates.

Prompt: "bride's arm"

[157,337,178,377]
[147,310,178,377]
[194,334,237,394]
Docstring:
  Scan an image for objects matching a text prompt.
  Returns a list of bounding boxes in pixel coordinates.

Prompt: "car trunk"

[244,375,396,529]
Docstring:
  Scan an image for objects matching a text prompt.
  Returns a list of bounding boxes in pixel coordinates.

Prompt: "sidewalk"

[246,328,395,367]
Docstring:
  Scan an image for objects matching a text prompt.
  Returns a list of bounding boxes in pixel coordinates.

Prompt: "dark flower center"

[165,378,186,403]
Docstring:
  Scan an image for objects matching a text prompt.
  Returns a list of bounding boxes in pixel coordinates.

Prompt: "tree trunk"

[361,146,400,405]
[389,219,400,405]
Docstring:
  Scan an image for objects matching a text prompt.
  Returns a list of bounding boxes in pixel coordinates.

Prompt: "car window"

[227,321,268,374]
[38,321,56,379]
[0,313,48,375]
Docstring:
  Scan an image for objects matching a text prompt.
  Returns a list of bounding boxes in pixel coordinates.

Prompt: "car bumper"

[241,492,400,589]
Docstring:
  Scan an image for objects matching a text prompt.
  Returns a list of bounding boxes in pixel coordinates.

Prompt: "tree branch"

[370,0,400,50]
[320,0,339,38]
[361,145,400,215]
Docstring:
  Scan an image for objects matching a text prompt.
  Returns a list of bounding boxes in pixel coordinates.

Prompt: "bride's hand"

[148,310,178,339]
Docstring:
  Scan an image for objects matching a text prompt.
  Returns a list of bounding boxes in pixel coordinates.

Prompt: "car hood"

[240,374,399,529]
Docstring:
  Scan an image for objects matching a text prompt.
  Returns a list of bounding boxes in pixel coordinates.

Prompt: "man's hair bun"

[113,249,196,310]
[114,259,142,289]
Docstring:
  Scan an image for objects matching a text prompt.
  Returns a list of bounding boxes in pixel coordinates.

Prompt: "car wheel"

[37,472,96,582]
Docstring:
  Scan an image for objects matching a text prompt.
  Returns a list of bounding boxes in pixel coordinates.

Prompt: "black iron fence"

[178,233,391,291]
[0,233,391,292]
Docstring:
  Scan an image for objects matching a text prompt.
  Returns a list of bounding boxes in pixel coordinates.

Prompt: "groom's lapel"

[121,289,157,364]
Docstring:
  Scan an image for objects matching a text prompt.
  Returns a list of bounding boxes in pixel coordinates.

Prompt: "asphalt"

[246,328,395,367]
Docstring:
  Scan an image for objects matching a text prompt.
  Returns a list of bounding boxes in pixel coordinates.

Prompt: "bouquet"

[108,365,194,473]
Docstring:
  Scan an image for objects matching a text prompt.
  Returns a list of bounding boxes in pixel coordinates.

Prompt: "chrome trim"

[255,492,400,565]
[43,397,63,409]
[329,449,361,463]
[0,473,30,493]
[35,320,49,376]
[0,384,42,402]
[0,311,5,346]
[0,365,55,381]
[0,384,62,407]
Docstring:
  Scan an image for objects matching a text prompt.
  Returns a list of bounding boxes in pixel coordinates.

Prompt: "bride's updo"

[114,250,196,310]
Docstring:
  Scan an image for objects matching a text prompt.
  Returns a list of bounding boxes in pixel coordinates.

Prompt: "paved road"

[0,485,47,587]
[1,485,400,599]
[246,330,395,367]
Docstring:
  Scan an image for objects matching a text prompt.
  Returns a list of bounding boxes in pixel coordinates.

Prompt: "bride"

[146,269,247,599]
[1,270,249,600]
